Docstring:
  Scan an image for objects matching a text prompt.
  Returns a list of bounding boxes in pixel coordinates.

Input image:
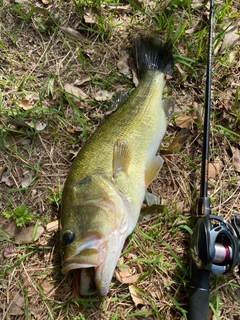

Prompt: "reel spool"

[191,211,240,275]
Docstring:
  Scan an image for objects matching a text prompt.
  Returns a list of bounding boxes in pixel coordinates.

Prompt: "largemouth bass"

[60,36,174,297]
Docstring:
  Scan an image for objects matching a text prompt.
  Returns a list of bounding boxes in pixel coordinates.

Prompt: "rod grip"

[188,265,210,320]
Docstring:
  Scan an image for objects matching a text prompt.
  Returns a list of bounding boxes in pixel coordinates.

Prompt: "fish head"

[60,196,129,296]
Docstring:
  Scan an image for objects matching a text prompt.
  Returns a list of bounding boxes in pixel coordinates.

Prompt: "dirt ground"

[0,0,240,319]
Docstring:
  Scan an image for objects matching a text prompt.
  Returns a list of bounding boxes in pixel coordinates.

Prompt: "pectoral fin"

[113,140,131,178]
[145,155,164,187]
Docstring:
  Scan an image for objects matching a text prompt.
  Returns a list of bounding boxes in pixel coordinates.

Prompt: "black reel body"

[191,214,240,275]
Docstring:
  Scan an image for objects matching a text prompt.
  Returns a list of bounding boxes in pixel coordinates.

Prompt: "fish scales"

[60,35,174,297]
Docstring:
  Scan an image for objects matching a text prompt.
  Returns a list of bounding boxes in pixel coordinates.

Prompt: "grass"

[0,0,240,319]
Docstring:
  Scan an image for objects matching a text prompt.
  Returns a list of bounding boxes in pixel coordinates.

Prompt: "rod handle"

[188,265,210,320]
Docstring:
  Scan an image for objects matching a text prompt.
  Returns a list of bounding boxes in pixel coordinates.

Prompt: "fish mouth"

[62,262,97,296]
[62,260,97,274]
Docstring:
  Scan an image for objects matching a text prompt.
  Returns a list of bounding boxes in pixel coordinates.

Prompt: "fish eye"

[62,230,74,244]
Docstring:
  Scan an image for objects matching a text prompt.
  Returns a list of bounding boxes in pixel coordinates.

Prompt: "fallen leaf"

[64,83,88,100]
[208,160,221,178]
[25,93,39,102]
[175,63,187,78]
[27,121,47,131]
[5,131,31,146]
[175,114,195,128]
[1,171,14,187]
[169,128,190,151]
[117,53,130,75]
[232,147,240,172]
[31,6,50,15]
[17,99,33,110]
[95,90,113,102]
[115,267,140,284]
[8,292,24,315]
[41,126,59,139]
[40,279,55,296]
[21,172,34,188]
[3,247,18,259]
[60,27,85,42]
[125,252,138,260]
[221,25,240,53]
[46,220,59,232]
[42,0,51,3]
[14,225,45,245]
[74,76,91,86]
[131,68,139,87]
[0,221,21,239]
[0,164,7,180]
[84,8,97,24]
[129,285,144,306]
[190,0,205,9]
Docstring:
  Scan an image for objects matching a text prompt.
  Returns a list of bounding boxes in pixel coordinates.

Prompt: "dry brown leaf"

[0,164,7,179]
[27,120,47,131]
[1,171,14,187]
[3,247,18,258]
[175,63,187,78]
[95,90,113,102]
[74,76,91,86]
[117,53,130,75]
[64,83,88,100]
[129,285,144,306]
[40,279,55,296]
[232,147,240,172]
[132,68,139,87]
[208,160,221,178]
[115,267,140,284]
[169,128,190,151]
[8,292,24,315]
[41,126,59,139]
[46,220,59,232]
[60,27,85,42]
[221,25,240,53]
[17,99,33,110]
[14,225,45,245]
[84,8,97,24]
[125,252,138,260]
[6,131,31,146]
[0,221,21,239]
[21,172,34,188]
[175,114,195,128]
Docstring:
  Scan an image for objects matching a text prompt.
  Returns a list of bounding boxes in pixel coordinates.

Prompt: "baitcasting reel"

[191,198,240,275]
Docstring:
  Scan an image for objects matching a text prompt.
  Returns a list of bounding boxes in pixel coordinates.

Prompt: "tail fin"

[133,36,174,78]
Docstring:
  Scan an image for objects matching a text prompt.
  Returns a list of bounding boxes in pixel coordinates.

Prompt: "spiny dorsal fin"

[112,139,131,179]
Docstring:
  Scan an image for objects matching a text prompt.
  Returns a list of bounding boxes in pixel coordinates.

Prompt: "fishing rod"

[188,0,240,319]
